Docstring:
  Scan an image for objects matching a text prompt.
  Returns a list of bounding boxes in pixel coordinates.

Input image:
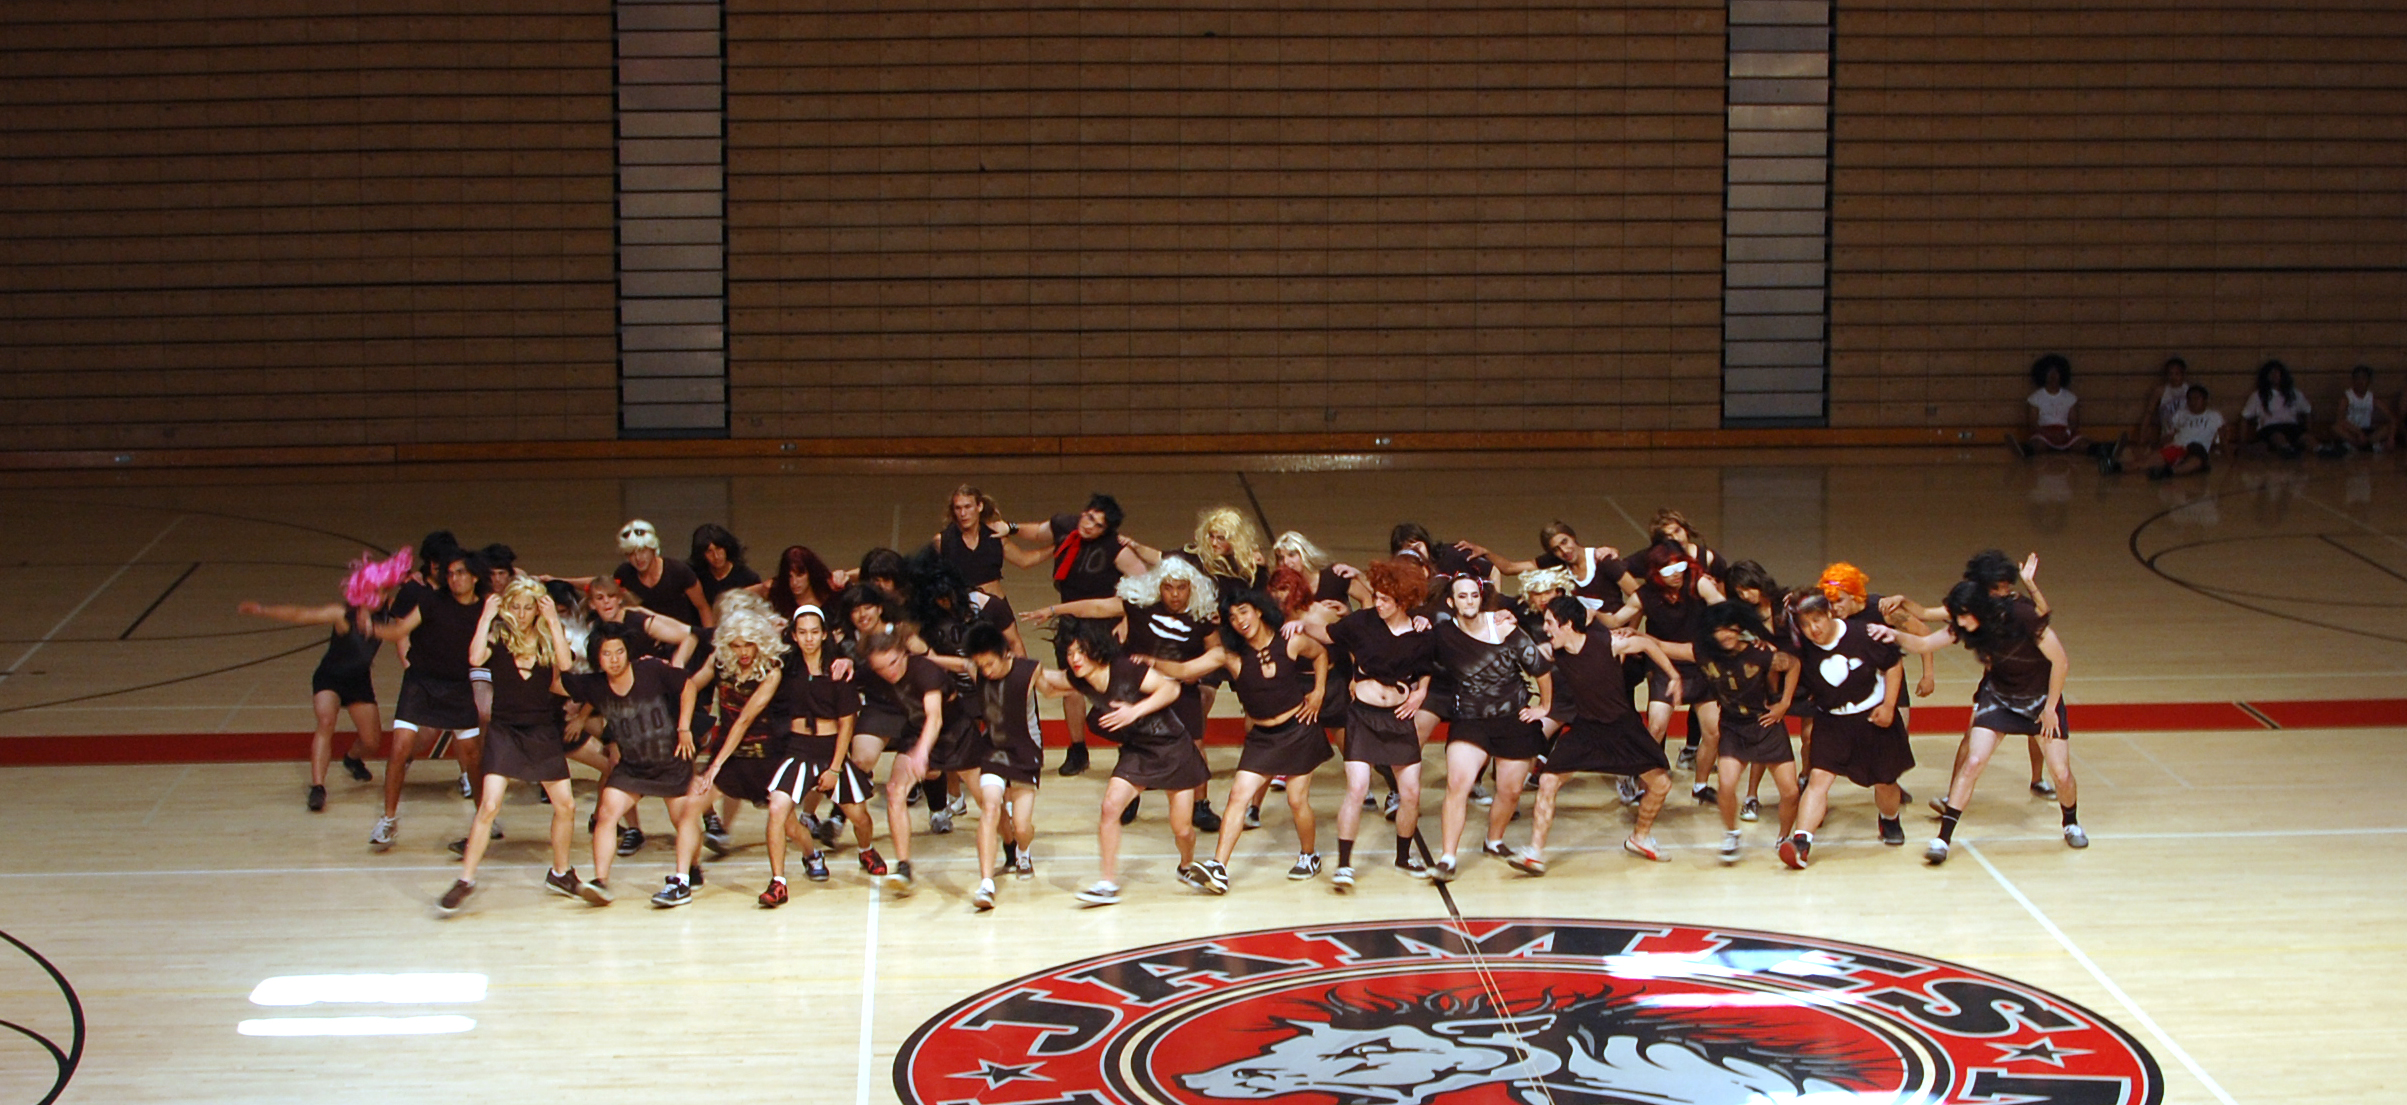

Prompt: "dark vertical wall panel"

[0,0,617,450]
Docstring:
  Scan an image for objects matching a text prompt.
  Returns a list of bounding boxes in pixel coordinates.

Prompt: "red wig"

[1365,557,1430,612]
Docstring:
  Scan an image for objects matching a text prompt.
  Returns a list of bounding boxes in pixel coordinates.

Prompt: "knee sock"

[2061,803,2079,827]
[1683,709,1703,752]
[1937,804,1962,843]
[1395,836,1413,865]
[1338,839,1355,868]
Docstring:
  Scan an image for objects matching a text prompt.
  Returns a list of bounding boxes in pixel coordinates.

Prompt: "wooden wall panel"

[724,0,1729,439]
[1829,1,2407,429]
[0,1,618,450]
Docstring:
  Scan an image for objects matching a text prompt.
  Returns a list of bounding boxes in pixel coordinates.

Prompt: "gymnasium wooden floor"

[2,445,2403,1103]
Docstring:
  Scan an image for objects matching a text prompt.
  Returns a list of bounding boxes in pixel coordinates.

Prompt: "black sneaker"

[651,878,692,908]
[2030,778,2058,799]
[1192,799,1223,833]
[890,859,915,896]
[1059,742,1090,776]
[804,851,830,882]
[1119,794,1141,826]
[446,824,502,857]
[810,814,841,848]
[689,863,705,887]
[1879,817,1906,846]
[904,783,924,806]
[1382,792,1399,822]
[1692,784,1718,806]
[543,868,584,899]
[1196,859,1230,894]
[1177,863,1215,893]
[1677,745,1698,771]
[438,879,474,914]
[1244,805,1261,829]
[307,785,327,812]
[615,828,644,857]
[341,755,373,782]
[1395,855,1432,879]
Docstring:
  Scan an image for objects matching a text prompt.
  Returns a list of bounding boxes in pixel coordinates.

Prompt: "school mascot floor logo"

[895,917,2160,1105]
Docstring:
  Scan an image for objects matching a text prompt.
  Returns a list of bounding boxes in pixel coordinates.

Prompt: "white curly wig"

[1117,556,1218,616]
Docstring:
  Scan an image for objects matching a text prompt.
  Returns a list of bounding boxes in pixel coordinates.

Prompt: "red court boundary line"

[1,697,2393,766]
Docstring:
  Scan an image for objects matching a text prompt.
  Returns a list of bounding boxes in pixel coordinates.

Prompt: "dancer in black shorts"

[440,579,600,914]
[1147,589,1333,891]
[1432,576,1552,880]
[1690,603,1801,862]
[560,633,703,904]
[1060,621,1208,907]
[1903,551,2059,802]
[1509,597,1682,873]
[962,622,1069,911]
[1781,585,1914,870]
[370,545,489,853]
[758,606,875,905]
[236,547,411,811]
[1004,493,1158,778]
[1299,558,1438,888]
[678,594,791,904]
[1877,581,2085,864]
[858,627,971,894]
[1608,541,1728,802]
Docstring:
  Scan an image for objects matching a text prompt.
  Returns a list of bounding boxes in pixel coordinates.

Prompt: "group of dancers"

[240,487,2087,915]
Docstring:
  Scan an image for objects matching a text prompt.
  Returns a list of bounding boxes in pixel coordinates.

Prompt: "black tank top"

[1085,656,1186,742]
[940,525,1005,588]
[1230,636,1309,719]
[318,609,381,676]
[1125,602,1212,662]
[975,657,1043,751]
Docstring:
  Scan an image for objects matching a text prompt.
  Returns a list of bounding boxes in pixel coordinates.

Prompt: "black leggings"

[2260,423,2306,451]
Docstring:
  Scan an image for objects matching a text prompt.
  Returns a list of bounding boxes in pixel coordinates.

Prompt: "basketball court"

[2,446,2402,1103]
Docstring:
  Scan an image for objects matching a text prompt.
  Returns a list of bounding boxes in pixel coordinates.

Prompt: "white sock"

[770,875,786,885]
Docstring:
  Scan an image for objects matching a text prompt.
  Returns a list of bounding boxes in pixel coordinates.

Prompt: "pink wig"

[343,548,415,609]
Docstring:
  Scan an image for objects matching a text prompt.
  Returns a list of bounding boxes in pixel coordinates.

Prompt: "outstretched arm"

[2019,553,2050,618]
[237,601,350,629]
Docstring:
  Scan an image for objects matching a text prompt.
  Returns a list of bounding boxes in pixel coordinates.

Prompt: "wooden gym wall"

[1,0,2401,455]
[0,0,618,451]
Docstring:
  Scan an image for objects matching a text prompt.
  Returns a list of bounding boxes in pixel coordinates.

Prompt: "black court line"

[2128,494,2407,644]
[2237,702,2281,730]
[0,928,85,1105]
[119,561,201,640]
[2317,533,2407,586]
[0,638,322,716]
[1410,825,1565,1105]
[1235,469,1274,536]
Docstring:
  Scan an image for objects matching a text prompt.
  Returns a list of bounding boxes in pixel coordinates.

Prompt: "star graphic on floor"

[1989,1036,2093,1067]
[952,1059,1052,1090]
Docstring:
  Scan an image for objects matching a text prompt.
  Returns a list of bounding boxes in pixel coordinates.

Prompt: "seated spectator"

[2148,385,2226,480]
[2320,364,2396,457]
[2011,353,2122,473]
[2134,356,2191,447]
[2241,359,2314,459]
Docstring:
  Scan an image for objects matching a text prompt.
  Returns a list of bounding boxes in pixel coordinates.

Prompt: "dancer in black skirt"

[961,621,1069,911]
[561,632,703,905]
[236,547,411,811]
[440,579,598,913]
[1780,584,1914,870]
[1299,557,1438,888]
[1059,621,1209,907]
[1608,540,1728,801]
[1875,581,2086,864]
[1432,575,1552,879]
[1509,596,1683,873]
[1689,602,1801,862]
[772,606,881,884]
[677,594,791,902]
[370,543,489,853]
[1721,560,1795,822]
[1003,493,1159,777]
[1148,589,1334,891]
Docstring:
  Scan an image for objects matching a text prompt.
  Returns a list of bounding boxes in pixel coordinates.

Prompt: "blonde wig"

[1116,556,1219,616]
[1188,505,1266,583]
[1271,530,1332,575]
[488,576,558,668]
[617,519,661,554]
[1516,565,1577,598]
[711,590,790,684]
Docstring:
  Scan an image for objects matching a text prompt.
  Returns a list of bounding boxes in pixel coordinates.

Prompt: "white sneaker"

[2063,824,2089,849]
[1331,866,1355,891]
[972,878,995,911]
[1075,881,1120,907]
[1615,777,1641,806]
[1740,797,1761,822]
[369,815,397,851]
[1924,838,1950,865]
[930,809,954,835]
[1470,785,1493,807]
[1719,830,1741,863]
[1012,851,1034,879]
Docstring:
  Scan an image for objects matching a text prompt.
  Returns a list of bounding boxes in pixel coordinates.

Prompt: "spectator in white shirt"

[2133,356,2191,447]
[2241,359,2314,459]
[2148,385,2226,480]
[2012,353,2123,472]
[2322,364,2396,456]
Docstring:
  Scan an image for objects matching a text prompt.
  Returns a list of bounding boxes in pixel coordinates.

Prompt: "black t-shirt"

[391,580,482,682]
[615,559,703,626]
[1698,641,1778,721]
[1536,547,1631,604]
[1800,620,1903,715]
[1635,586,1707,648]
[863,654,955,729]
[562,658,685,767]
[781,656,861,725]
[1327,609,1435,688]
[481,640,557,726]
[1314,566,1353,604]
[1125,602,1213,663]
[696,562,761,607]
[1550,631,1636,725]
[1049,513,1125,602]
[939,525,1007,588]
[1974,601,2054,699]
[1437,621,1549,719]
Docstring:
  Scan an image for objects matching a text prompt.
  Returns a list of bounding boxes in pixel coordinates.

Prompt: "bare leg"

[1794,768,1838,836]
[1167,786,1199,866]
[1008,784,1036,852]
[1285,772,1317,855]
[344,702,384,760]
[1690,703,1722,791]
[1716,757,1743,830]
[454,736,486,810]
[1391,762,1424,850]
[1530,772,1564,855]
[1770,762,1802,836]
[765,793,795,879]
[540,777,576,873]
[1631,769,1670,838]
[591,788,635,882]
[885,754,922,863]
[1485,759,1531,846]
[2044,738,2078,809]
[457,774,509,882]
[1215,770,1271,864]
[2026,733,2046,785]
[308,690,341,787]
[975,776,1004,880]
[1871,782,1902,819]
[1336,761,1371,843]
[1097,777,1140,883]
[1946,728,2006,813]
[668,793,704,877]
[1439,742,1486,859]
[381,726,422,817]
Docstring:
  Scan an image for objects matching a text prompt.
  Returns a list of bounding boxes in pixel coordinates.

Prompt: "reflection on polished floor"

[1,447,2403,1103]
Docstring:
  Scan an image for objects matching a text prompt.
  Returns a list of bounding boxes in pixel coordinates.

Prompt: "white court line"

[1600,495,1650,541]
[139,764,194,828]
[857,890,882,1105]
[0,514,185,684]
[2118,733,2193,789]
[2301,494,2407,555]
[215,680,261,733]
[1966,842,2240,1105]
[6,825,2404,878]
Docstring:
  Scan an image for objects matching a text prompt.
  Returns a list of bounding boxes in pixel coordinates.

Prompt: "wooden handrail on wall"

[0,427,2009,471]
